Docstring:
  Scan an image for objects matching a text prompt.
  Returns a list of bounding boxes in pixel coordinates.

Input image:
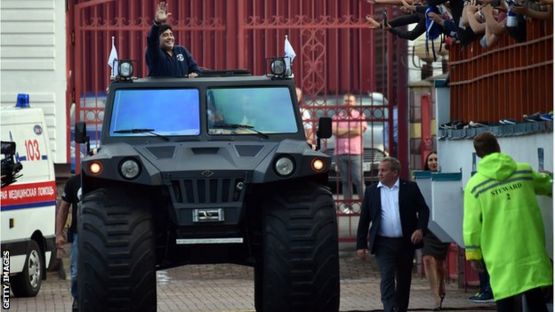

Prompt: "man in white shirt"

[356,157,429,312]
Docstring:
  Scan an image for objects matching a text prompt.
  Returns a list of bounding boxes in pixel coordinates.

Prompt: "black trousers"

[496,287,548,312]
[374,236,415,312]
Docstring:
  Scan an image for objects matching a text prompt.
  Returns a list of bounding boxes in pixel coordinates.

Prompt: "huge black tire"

[257,182,340,312]
[77,188,156,312]
[11,239,42,297]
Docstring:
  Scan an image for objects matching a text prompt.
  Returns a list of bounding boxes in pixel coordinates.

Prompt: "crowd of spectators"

[365,0,552,57]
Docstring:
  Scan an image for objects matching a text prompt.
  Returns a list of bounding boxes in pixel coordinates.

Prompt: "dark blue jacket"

[145,23,200,77]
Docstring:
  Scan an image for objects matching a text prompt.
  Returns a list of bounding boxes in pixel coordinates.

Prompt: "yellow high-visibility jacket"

[463,152,552,300]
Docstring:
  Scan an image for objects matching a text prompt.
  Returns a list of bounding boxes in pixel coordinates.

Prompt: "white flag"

[107,36,118,77]
[284,35,296,63]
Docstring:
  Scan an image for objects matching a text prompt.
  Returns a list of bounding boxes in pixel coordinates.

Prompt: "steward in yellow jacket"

[463,133,552,308]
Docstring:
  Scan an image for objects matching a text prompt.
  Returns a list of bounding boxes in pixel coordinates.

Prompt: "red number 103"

[25,139,41,161]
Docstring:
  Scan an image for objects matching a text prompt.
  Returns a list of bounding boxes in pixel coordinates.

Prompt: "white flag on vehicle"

[284,35,296,75]
[107,36,118,77]
[284,35,296,63]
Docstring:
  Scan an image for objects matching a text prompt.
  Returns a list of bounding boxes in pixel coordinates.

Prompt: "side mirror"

[75,122,87,143]
[317,117,332,139]
[75,121,90,154]
[315,117,332,151]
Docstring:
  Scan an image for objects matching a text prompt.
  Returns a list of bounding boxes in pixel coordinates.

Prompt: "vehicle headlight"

[120,159,140,179]
[118,60,134,79]
[275,157,294,176]
[89,161,103,175]
[311,158,326,173]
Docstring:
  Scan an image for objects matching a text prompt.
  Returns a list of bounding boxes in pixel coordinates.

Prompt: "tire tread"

[260,182,339,312]
[78,188,156,312]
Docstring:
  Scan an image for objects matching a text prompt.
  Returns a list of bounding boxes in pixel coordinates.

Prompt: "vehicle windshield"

[110,88,200,137]
[207,87,298,135]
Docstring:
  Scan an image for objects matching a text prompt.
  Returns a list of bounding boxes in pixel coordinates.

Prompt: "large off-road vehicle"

[75,62,340,312]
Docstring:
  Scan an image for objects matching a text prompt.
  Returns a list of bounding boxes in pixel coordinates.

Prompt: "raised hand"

[155,1,172,24]
[467,0,480,12]
[428,11,443,23]
[400,0,416,13]
[365,15,382,28]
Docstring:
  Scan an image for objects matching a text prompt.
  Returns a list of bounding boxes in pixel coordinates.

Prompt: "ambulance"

[1,94,56,297]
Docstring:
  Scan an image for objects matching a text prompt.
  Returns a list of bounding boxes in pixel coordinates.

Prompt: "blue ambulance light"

[16,93,30,108]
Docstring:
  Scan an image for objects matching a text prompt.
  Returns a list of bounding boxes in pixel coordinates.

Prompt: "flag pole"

[285,34,290,64]
[110,36,115,79]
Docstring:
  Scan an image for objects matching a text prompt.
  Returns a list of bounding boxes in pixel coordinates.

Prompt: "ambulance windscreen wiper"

[113,128,170,141]
[212,123,269,139]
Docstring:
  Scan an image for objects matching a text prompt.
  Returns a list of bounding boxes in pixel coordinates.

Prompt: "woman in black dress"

[422,151,451,310]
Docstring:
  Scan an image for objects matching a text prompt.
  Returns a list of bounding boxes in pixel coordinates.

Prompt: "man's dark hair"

[158,24,172,35]
[473,132,500,158]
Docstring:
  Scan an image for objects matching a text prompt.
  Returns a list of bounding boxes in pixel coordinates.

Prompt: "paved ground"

[7,250,498,312]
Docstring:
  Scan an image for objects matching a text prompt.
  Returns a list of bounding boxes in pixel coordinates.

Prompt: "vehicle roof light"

[268,57,293,79]
[118,60,134,80]
[271,58,286,76]
[16,93,30,108]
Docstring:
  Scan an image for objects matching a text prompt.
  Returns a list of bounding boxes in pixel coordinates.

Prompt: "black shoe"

[499,118,516,125]
[469,291,494,303]
[440,121,461,129]
[468,121,488,128]
[540,113,553,121]
[524,112,543,122]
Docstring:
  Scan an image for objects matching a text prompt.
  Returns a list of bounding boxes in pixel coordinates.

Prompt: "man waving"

[145,1,201,77]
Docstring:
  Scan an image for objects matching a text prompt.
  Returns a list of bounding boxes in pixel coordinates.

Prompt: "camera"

[1,141,23,188]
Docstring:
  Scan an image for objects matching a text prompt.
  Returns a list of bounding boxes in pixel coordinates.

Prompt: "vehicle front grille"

[169,177,245,204]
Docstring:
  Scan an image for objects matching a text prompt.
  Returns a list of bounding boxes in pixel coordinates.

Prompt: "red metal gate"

[68,0,409,240]
[68,1,381,90]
